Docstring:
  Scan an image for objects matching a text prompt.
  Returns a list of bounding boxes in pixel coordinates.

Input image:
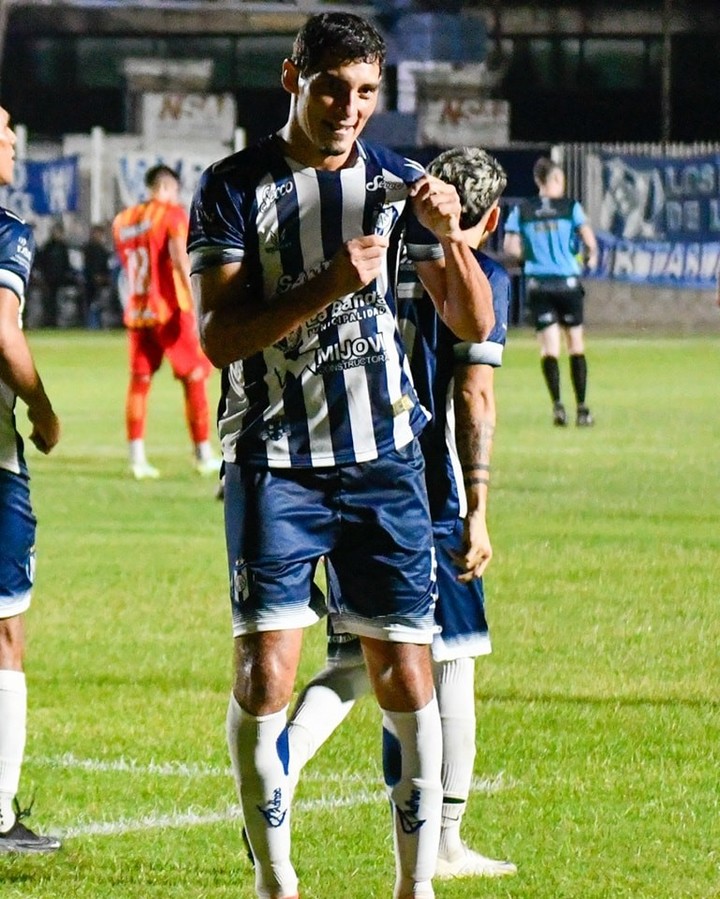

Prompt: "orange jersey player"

[112,164,220,481]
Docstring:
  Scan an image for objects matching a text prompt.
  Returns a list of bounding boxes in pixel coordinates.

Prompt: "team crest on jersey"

[265,228,294,255]
[257,788,287,828]
[371,203,400,237]
[274,325,303,360]
[396,788,425,835]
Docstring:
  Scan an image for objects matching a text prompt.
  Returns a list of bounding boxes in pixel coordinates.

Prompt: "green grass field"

[2,329,719,898]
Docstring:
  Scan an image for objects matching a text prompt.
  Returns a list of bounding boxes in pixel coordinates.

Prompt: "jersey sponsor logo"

[307,290,388,334]
[257,787,287,828]
[311,332,386,374]
[366,174,405,192]
[396,788,426,835]
[258,180,294,214]
[276,260,330,295]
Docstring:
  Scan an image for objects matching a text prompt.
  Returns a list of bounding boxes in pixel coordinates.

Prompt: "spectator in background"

[503,157,598,427]
[35,221,73,328]
[82,224,111,329]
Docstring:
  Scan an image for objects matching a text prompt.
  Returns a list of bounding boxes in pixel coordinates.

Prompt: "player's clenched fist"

[330,234,389,295]
[409,174,463,241]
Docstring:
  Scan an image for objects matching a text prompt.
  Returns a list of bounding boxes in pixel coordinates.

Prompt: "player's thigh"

[224,462,335,636]
[128,327,164,376]
[330,442,436,639]
[162,313,211,380]
[0,471,36,620]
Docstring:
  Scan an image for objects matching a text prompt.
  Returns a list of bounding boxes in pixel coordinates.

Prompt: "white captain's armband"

[453,340,504,367]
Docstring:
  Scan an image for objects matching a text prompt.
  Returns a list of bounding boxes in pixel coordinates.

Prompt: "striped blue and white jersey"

[0,207,35,476]
[188,136,431,468]
[398,248,511,532]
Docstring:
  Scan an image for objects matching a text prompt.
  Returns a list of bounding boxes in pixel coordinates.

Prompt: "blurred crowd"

[27,220,124,330]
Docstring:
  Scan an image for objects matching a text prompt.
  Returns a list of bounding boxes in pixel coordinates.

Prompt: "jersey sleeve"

[0,213,35,302]
[504,205,520,233]
[572,200,587,228]
[453,258,511,368]
[188,160,248,274]
[166,204,189,242]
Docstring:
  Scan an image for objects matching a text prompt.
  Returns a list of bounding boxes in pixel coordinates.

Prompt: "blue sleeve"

[0,212,35,300]
[572,201,587,228]
[504,205,520,233]
[188,160,248,274]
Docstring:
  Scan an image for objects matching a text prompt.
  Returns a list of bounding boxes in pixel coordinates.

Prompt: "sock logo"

[257,787,287,828]
[396,788,425,835]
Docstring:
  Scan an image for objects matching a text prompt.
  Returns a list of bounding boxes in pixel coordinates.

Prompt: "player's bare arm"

[502,231,523,263]
[452,362,495,583]
[168,232,194,299]
[579,222,599,270]
[0,288,60,454]
[193,234,389,368]
[410,175,494,343]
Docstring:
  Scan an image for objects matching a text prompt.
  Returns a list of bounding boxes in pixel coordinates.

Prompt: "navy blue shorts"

[0,469,36,618]
[431,518,491,661]
[326,517,491,664]
[224,440,438,642]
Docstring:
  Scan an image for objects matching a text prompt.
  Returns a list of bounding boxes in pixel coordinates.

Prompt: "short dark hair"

[144,164,180,191]
[532,156,561,186]
[291,13,386,77]
[427,147,507,230]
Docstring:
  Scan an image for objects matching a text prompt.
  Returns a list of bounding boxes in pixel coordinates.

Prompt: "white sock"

[226,694,298,899]
[287,661,369,792]
[382,696,442,899]
[434,657,477,859]
[128,439,147,466]
[0,670,27,833]
[194,440,215,462]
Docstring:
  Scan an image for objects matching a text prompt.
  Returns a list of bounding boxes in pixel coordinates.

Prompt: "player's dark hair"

[144,164,180,191]
[428,147,507,230]
[532,156,560,186]
[291,13,386,77]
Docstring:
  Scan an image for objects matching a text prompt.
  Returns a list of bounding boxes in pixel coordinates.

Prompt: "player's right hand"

[28,407,61,454]
[331,234,389,294]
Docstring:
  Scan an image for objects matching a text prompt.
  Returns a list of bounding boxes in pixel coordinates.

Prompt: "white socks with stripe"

[433,657,477,859]
[226,694,298,899]
[382,695,443,899]
[0,670,26,833]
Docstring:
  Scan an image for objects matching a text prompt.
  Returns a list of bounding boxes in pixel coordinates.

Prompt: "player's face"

[285,58,381,170]
[545,168,566,198]
[0,106,17,187]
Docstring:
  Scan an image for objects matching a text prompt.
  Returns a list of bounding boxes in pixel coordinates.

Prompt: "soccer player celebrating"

[112,164,220,480]
[0,103,61,853]
[188,13,494,899]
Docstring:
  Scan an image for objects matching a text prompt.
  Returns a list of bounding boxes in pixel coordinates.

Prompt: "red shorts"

[128,310,212,380]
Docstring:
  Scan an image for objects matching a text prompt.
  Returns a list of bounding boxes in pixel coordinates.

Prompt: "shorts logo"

[257,787,287,828]
[232,560,250,605]
[396,788,425,835]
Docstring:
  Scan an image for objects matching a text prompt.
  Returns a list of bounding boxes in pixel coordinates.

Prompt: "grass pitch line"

[62,792,385,838]
[31,754,515,795]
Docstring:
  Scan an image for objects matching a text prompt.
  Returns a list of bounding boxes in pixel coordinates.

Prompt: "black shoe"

[0,799,61,854]
[576,405,594,427]
[552,402,567,426]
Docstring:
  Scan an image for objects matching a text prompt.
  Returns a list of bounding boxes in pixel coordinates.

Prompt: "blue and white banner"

[0,156,80,219]
[116,152,219,210]
[594,151,720,288]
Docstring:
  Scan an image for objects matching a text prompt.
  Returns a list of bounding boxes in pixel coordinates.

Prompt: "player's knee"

[184,364,208,384]
[130,373,152,389]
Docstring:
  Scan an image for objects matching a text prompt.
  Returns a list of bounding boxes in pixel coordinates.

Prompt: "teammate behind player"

[112,164,220,480]
[0,103,62,853]
[286,147,517,880]
[503,157,598,427]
